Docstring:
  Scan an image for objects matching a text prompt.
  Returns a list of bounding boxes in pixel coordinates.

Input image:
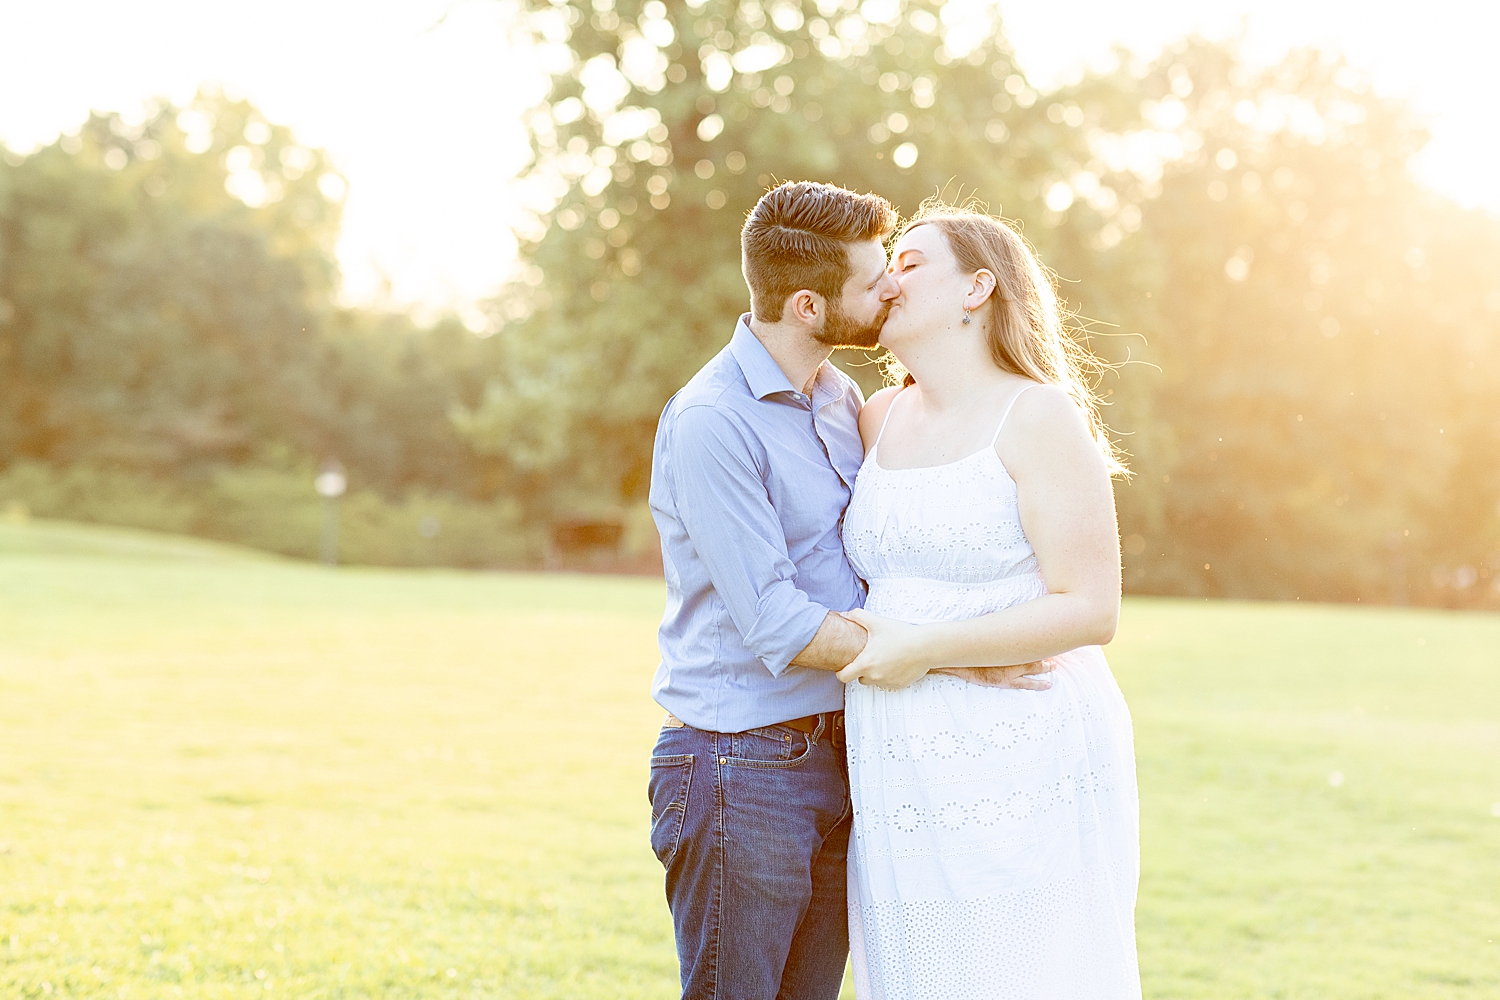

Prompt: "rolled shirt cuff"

[745,590,831,678]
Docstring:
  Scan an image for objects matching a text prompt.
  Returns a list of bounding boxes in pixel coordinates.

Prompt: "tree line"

[0,94,535,566]
[2,0,1498,607]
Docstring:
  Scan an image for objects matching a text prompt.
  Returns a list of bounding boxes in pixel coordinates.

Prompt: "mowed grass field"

[1,519,1498,999]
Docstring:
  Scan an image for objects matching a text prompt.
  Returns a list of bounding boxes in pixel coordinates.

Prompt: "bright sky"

[1,0,1494,318]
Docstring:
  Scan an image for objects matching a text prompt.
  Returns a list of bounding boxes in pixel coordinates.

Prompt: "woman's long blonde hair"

[884,198,1128,476]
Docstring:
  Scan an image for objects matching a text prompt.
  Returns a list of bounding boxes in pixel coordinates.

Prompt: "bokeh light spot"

[1044,181,1073,212]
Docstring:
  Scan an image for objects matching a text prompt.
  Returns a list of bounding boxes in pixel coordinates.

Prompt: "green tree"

[1104,41,1500,606]
[460,0,1146,520]
[0,92,511,505]
[0,91,341,471]
[0,90,542,572]
[476,10,1500,606]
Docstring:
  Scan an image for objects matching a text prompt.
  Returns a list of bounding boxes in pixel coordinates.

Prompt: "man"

[646,180,896,1000]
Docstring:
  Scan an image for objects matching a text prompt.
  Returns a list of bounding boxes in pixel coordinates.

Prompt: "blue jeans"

[648,714,851,1000]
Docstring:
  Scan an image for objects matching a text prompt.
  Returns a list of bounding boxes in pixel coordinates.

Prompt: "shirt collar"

[729,314,797,400]
[728,314,851,405]
[808,358,850,409]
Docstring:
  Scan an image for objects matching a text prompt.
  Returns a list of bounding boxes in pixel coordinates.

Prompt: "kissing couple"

[646,180,1141,1000]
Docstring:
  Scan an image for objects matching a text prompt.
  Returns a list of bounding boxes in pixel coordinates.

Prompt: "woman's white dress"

[841,392,1142,1000]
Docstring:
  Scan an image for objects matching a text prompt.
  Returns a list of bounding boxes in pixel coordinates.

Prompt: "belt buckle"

[662,714,686,728]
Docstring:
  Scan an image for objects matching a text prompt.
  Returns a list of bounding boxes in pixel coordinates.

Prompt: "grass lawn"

[1,518,1497,999]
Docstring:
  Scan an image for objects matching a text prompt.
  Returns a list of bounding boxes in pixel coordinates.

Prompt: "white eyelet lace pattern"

[841,443,1141,1000]
[848,858,1141,1000]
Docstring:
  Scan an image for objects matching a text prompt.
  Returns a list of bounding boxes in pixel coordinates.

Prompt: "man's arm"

[667,406,837,676]
[931,663,1052,688]
[790,611,867,671]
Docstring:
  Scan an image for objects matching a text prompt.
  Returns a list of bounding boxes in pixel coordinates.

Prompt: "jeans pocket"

[724,728,818,769]
[730,726,799,762]
[648,753,694,867]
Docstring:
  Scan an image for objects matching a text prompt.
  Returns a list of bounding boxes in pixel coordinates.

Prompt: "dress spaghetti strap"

[989,384,1040,447]
[871,387,908,453]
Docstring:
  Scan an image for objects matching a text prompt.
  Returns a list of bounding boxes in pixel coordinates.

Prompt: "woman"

[836,201,1140,999]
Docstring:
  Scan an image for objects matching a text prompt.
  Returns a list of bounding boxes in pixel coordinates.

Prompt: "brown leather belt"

[780,711,843,740]
[805,710,846,750]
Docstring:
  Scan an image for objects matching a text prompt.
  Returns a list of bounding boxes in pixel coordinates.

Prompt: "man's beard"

[814,298,889,349]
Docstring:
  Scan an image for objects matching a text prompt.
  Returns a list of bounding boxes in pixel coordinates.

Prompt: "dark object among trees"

[551,516,625,556]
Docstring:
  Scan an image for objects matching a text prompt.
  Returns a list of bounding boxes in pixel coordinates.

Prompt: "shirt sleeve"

[665,404,830,677]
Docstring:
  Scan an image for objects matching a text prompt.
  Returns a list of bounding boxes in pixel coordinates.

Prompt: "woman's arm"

[837,386,1120,688]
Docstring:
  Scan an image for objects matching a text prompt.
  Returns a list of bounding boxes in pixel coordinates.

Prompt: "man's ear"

[786,289,822,326]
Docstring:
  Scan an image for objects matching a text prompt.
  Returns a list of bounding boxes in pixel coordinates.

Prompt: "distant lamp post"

[314,460,347,566]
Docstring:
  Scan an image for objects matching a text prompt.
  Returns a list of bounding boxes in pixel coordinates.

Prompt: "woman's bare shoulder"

[858,385,906,450]
[1001,383,1104,472]
[1009,382,1081,426]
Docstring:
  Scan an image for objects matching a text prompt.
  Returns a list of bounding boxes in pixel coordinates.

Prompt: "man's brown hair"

[741,181,897,322]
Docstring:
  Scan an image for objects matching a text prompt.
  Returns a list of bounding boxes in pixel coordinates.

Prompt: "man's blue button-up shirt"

[649,315,867,733]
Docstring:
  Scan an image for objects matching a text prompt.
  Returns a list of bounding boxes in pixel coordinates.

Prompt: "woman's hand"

[835,609,935,690]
